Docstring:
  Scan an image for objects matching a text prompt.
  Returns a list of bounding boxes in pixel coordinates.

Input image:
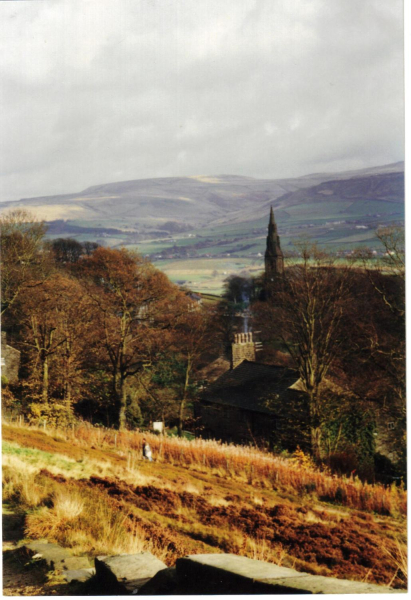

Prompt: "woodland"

[0,209,405,483]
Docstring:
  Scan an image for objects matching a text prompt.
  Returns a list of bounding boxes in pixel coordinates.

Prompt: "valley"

[0,163,404,293]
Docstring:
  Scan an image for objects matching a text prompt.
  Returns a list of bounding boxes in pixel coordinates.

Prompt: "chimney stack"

[231,331,256,369]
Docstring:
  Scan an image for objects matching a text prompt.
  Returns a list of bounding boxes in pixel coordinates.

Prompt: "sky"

[0,0,405,202]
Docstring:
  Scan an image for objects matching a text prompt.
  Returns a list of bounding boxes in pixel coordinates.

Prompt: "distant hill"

[0,162,404,293]
[0,162,404,233]
[226,171,404,226]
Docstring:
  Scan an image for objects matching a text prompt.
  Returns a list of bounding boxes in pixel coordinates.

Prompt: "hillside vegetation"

[2,422,407,590]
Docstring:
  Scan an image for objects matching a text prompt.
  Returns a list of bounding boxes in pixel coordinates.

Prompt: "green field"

[157,257,263,294]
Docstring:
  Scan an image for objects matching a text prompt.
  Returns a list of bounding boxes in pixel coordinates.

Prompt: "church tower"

[264,206,284,280]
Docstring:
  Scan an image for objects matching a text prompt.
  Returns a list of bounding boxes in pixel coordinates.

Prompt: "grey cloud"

[0,0,404,201]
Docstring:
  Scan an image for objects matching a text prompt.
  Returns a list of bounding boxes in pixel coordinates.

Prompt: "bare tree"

[376,226,405,279]
[276,244,353,460]
[172,304,215,435]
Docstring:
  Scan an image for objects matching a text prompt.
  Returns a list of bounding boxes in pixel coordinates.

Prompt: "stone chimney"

[231,332,256,369]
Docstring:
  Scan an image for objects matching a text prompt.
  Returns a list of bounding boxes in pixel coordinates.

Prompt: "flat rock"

[176,554,398,595]
[22,541,71,569]
[95,553,167,594]
[63,568,96,583]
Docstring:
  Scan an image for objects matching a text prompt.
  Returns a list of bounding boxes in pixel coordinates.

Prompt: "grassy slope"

[2,424,407,589]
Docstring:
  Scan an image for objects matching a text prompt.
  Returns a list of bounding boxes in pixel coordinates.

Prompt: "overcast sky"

[0,0,404,202]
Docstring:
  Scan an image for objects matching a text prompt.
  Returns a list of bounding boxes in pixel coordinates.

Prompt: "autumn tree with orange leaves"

[17,272,93,422]
[77,247,185,430]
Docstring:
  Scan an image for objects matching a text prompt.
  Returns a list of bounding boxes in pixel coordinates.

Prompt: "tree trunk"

[119,375,127,431]
[64,380,72,410]
[178,398,185,437]
[178,358,191,436]
[42,355,49,403]
[63,339,72,410]
[309,388,322,461]
[311,425,322,462]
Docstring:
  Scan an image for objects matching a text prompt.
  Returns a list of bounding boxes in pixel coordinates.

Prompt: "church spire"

[269,205,275,226]
[265,206,284,280]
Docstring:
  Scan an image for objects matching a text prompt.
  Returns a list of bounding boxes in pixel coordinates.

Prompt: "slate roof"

[202,360,303,415]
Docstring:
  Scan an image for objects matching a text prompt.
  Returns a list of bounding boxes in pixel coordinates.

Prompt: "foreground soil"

[2,424,407,592]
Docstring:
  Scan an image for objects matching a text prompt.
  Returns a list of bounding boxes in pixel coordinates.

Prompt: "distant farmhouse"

[197,337,307,449]
[1,331,20,383]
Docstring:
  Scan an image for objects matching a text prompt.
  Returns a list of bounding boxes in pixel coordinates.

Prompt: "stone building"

[1,331,20,383]
[197,333,308,449]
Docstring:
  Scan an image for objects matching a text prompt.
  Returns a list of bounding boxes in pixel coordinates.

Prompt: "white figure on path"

[142,439,153,462]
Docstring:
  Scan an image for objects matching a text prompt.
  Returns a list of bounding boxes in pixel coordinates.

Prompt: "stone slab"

[95,553,167,594]
[262,575,401,594]
[63,568,96,583]
[176,554,398,595]
[60,556,92,571]
[177,554,305,594]
[23,541,71,569]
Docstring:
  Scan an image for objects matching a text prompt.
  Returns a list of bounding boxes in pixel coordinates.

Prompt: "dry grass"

[383,538,408,588]
[3,420,407,517]
[245,537,287,565]
[69,423,406,517]
[2,439,114,481]
[2,448,167,561]
[53,489,84,520]
[25,486,168,561]
[207,495,230,507]
[2,455,52,508]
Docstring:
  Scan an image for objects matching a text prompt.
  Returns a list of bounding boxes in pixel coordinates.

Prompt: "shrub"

[28,402,75,428]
